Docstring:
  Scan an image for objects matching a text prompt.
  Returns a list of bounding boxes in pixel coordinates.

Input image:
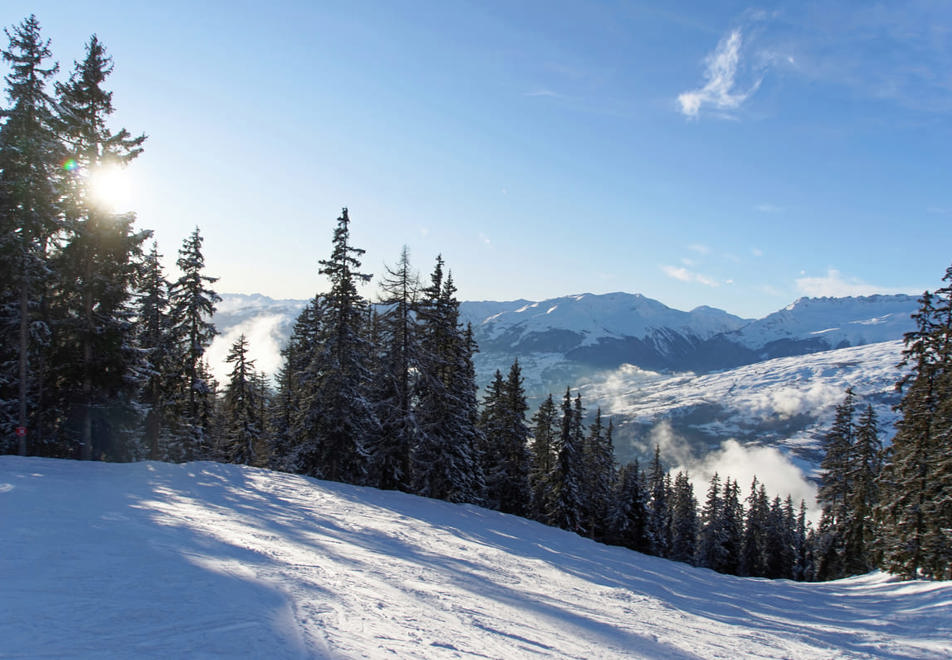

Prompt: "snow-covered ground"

[2,457,950,659]
[586,339,906,458]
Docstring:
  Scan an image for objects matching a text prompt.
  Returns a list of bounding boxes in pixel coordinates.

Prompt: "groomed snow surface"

[2,457,950,659]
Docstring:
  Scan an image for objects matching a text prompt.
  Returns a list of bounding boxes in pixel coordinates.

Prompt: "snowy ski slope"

[2,457,950,659]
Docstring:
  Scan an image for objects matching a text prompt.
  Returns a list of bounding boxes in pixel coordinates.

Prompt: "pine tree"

[741,478,770,577]
[167,227,219,461]
[547,388,585,532]
[0,15,62,455]
[844,404,882,575]
[878,266,952,580]
[669,471,698,565]
[221,334,263,465]
[793,499,811,581]
[611,460,649,552]
[528,393,559,521]
[135,243,175,460]
[697,473,728,571]
[366,246,421,491]
[764,495,795,579]
[580,409,616,541]
[271,295,323,471]
[412,258,483,503]
[646,446,672,557]
[48,35,148,460]
[293,208,376,484]
[479,359,531,515]
[814,387,856,580]
[720,478,744,575]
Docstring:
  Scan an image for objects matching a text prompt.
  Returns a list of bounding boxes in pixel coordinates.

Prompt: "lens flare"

[62,158,78,172]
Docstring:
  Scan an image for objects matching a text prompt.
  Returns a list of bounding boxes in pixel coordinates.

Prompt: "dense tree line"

[3,16,949,583]
[812,265,952,581]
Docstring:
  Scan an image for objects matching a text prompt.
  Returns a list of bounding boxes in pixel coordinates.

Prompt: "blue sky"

[5,1,951,318]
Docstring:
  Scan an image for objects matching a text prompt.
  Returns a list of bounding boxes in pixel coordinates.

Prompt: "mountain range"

[208,291,918,473]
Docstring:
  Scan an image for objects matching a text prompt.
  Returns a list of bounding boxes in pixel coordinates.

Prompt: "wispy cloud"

[524,88,563,99]
[755,203,783,213]
[678,29,762,118]
[687,243,711,254]
[478,232,492,247]
[662,265,719,287]
[795,268,914,298]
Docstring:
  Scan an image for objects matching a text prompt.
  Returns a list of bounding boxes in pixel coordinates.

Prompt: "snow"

[466,292,749,346]
[732,295,917,350]
[582,340,906,457]
[3,456,950,659]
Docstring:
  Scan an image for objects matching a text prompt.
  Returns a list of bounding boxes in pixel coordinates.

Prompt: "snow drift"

[2,456,949,659]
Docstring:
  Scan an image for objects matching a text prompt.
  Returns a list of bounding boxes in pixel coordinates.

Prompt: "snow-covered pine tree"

[814,387,856,579]
[270,294,324,471]
[611,459,649,552]
[0,15,62,455]
[167,227,219,461]
[878,265,952,580]
[741,478,769,577]
[580,408,616,541]
[528,393,558,522]
[921,266,952,580]
[764,495,795,579]
[546,388,586,532]
[696,473,727,571]
[135,243,176,460]
[669,471,698,565]
[48,35,148,461]
[479,360,531,516]
[366,246,421,492]
[720,478,744,575]
[646,446,672,558]
[478,369,507,509]
[877,292,937,579]
[794,499,811,581]
[412,258,483,503]
[843,403,882,575]
[292,208,376,484]
[221,334,264,465]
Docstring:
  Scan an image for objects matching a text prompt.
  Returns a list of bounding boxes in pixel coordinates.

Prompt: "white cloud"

[478,232,492,247]
[206,313,289,384]
[662,265,719,287]
[524,88,562,98]
[649,421,819,522]
[687,243,711,254]
[795,268,913,298]
[675,439,819,521]
[678,29,762,118]
[751,247,764,257]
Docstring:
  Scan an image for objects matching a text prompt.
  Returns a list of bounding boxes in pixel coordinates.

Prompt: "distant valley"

[209,291,917,471]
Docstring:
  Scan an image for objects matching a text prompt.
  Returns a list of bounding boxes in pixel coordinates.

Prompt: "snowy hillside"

[2,457,950,659]
[729,295,919,356]
[588,339,907,468]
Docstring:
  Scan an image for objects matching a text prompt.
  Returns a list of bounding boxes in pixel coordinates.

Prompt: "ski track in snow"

[2,457,950,659]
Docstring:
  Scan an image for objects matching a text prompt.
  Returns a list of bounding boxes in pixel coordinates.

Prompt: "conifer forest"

[2,15,951,585]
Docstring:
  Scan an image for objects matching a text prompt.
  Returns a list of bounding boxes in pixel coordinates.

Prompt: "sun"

[87,163,135,212]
